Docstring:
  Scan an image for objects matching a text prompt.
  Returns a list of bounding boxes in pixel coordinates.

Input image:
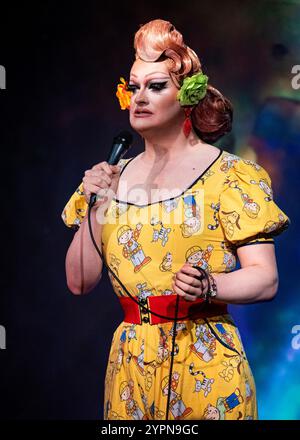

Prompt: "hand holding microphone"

[82,162,121,209]
[87,130,133,208]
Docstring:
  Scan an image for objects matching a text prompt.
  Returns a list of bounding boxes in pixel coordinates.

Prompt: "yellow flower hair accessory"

[116,77,133,110]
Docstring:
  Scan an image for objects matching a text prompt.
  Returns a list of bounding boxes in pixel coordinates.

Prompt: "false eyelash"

[150,82,168,91]
[127,82,168,92]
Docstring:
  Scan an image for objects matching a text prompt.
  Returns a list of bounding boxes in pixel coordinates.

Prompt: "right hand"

[82,161,121,208]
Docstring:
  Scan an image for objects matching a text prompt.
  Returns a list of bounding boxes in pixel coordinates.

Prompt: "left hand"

[171,263,209,301]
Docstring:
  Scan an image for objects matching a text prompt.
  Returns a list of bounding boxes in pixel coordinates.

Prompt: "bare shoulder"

[188,142,222,166]
[195,142,222,157]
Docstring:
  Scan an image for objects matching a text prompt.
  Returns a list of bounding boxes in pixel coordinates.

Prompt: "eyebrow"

[130,71,170,79]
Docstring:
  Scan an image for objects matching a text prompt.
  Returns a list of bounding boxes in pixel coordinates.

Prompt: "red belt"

[118,294,228,325]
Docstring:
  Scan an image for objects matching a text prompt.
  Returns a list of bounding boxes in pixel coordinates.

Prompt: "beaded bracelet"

[205,272,218,303]
[193,266,218,303]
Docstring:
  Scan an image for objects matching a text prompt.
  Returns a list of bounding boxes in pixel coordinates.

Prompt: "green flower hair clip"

[177,72,209,106]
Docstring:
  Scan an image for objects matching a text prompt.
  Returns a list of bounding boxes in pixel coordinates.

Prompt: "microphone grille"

[115,130,133,146]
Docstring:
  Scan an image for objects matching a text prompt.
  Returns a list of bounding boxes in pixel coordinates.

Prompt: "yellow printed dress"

[61,148,290,420]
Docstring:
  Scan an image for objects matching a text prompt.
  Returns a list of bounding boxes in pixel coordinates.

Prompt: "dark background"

[0,1,299,419]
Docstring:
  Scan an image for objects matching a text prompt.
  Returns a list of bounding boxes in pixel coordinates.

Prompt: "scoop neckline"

[113,148,224,208]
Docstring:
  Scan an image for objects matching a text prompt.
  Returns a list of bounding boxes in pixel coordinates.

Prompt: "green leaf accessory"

[177,72,208,106]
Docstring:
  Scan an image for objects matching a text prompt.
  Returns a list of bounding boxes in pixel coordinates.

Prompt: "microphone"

[89,130,133,207]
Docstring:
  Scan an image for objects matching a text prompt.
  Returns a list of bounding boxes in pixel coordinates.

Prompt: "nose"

[134,87,149,105]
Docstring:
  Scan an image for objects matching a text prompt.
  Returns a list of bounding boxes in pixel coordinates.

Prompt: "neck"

[139,126,205,163]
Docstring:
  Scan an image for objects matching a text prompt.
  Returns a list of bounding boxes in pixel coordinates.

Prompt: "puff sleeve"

[61,181,88,230]
[218,157,291,248]
[61,157,132,230]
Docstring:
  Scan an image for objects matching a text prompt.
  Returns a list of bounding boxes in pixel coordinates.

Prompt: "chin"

[130,120,157,135]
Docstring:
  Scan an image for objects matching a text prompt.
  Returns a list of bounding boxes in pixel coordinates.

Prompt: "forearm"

[212,264,279,304]
[65,206,104,294]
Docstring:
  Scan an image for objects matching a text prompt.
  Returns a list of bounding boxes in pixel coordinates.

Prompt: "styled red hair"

[133,19,233,143]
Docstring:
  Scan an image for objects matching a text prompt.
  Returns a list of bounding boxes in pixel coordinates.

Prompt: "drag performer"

[61,19,290,420]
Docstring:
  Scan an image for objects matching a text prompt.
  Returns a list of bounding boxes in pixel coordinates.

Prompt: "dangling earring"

[183,107,193,138]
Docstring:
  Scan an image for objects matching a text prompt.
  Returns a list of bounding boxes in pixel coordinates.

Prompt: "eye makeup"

[127,81,169,93]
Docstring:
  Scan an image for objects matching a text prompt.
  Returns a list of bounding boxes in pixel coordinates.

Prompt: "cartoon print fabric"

[61,149,290,420]
[104,315,257,420]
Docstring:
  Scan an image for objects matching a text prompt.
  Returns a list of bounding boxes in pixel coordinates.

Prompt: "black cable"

[165,293,179,421]
[87,199,211,420]
[204,318,241,356]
